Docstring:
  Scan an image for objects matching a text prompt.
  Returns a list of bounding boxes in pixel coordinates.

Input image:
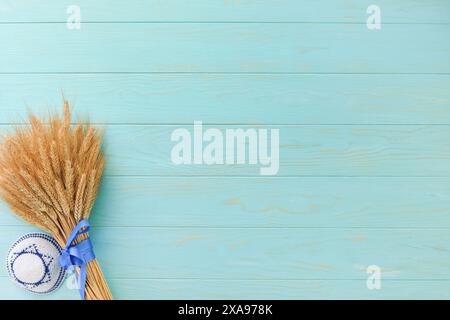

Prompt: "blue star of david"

[9,244,54,289]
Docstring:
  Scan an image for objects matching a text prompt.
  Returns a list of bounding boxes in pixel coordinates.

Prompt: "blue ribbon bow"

[59,219,95,300]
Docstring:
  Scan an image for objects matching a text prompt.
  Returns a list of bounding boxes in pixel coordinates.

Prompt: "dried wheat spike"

[0,102,105,236]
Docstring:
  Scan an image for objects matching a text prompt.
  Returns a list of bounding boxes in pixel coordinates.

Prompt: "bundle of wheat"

[0,101,112,300]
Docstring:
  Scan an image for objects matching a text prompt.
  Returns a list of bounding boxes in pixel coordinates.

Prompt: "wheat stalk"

[0,102,112,300]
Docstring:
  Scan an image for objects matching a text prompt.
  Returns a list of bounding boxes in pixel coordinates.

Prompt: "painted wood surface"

[1,24,449,73]
[2,125,450,176]
[0,1,449,299]
[1,74,449,125]
[0,177,449,228]
[3,277,450,300]
[1,0,449,23]
[1,226,450,280]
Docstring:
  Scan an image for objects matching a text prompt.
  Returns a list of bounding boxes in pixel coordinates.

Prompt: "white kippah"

[6,233,66,294]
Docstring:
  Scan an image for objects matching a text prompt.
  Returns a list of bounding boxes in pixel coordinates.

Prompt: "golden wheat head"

[0,101,104,240]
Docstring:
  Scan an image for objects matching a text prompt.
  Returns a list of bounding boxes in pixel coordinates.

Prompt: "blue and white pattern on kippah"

[6,233,66,294]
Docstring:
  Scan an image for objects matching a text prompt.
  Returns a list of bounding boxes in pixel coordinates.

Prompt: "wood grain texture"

[104,279,450,300]
[1,277,450,300]
[98,279,450,300]
[1,125,450,176]
[1,0,449,23]
[1,226,450,281]
[1,23,449,73]
[1,177,450,228]
[1,74,449,125]
[83,125,450,176]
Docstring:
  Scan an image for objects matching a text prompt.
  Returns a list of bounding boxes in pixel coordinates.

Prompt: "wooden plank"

[1,125,449,176]
[1,0,449,23]
[103,279,450,300]
[65,125,450,176]
[1,24,449,73]
[104,279,450,299]
[1,177,450,228]
[1,74,449,125]
[0,226,449,280]
[1,277,449,299]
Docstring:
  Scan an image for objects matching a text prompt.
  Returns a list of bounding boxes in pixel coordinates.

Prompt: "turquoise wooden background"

[0,0,450,299]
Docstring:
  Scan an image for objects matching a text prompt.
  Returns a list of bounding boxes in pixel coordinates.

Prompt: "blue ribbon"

[59,219,95,300]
